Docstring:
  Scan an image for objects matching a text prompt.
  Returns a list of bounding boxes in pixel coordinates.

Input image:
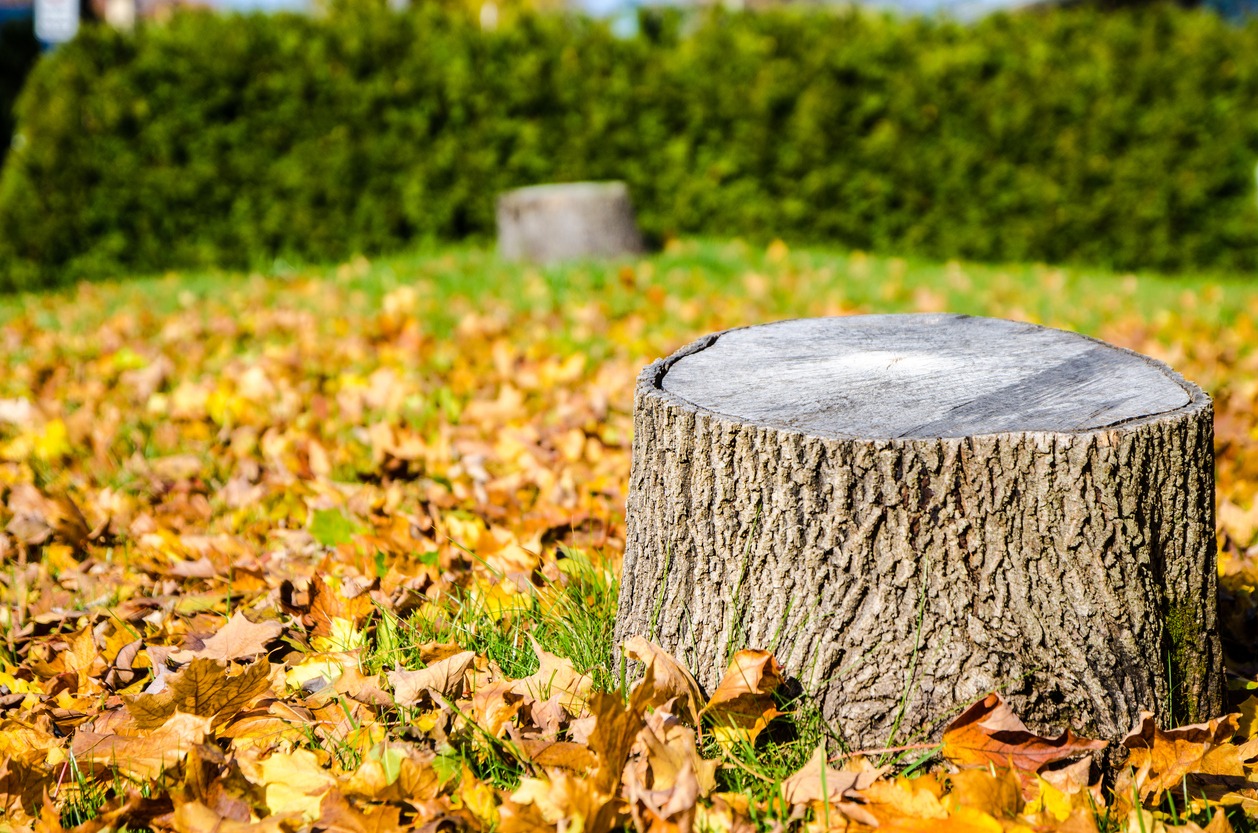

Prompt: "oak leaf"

[941,693,1105,772]
[124,658,273,729]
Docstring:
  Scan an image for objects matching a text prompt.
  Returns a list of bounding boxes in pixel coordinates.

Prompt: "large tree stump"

[615,314,1222,746]
[496,181,644,264]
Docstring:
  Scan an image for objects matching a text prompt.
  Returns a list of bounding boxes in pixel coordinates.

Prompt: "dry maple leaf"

[632,708,718,798]
[124,658,273,729]
[173,798,302,833]
[699,649,783,750]
[1120,711,1258,801]
[510,637,594,715]
[780,745,883,806]
[941,693,1105,772]
[387,650,476,705]
[168,611,283,664]
[622,636,704,727]
[71,712,212,780]
[312,789,407,833]
[0,756,45,825]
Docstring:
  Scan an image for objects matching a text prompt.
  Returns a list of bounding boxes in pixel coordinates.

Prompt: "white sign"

[34,0,79,44]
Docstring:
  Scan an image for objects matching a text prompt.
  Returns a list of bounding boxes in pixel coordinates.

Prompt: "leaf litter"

[1,243,1258,830]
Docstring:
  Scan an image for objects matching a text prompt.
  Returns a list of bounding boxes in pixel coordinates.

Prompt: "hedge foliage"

[0,18,40,170]
[2,5,1258,288]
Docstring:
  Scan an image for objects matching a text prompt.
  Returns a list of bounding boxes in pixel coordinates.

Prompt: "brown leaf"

[72,712,212,780]
[169,612,283,663]
[631,707,719,805]
[518,739,598,771]
[1121,711,1258,800]
[699,650,783,749]
[780,745,882,805]
[124,658,273,729]
[387,650,476,705]
[623,636,704,726]
[173,798,302,833]
[510,637,593,715]
[313,789,407,833]
[941,693,1105,772]
[0,755,45,824]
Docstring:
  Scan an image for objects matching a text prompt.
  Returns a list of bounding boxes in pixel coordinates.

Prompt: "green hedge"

[0,18,40,170]
[2,5,1258,288]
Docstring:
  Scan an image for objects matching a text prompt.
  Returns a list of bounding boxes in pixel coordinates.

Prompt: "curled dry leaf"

[387,650,476,705]
[780,746,883,806]
[622,636,704,726]
[1120,711,1258,801]
[941,693,1105,773]
[699,650,783,750]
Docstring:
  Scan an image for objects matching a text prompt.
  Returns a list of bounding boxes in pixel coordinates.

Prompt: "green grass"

[2,237,1254,344]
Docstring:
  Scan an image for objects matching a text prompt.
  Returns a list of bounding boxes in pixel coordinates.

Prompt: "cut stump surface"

[615,314,1222,746]
[496,181,644,265]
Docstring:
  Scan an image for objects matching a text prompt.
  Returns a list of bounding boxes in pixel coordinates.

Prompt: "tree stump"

[496,181,644,264]
[615,314,1222,746]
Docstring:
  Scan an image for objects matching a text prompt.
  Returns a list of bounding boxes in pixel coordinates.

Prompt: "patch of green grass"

[366,547,619,690]
[2,238,1253,349]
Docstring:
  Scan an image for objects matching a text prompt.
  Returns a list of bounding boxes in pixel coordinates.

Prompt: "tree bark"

[496,181,644,265]
[615,314,1222,747]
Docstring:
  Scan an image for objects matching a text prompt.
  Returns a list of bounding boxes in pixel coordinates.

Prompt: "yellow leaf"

[255,749,336,819]
[459,764,500,826]
[311,617,366,653]
[33,419,71,462]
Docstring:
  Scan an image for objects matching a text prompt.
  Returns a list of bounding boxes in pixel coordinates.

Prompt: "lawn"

[3,239,1258,832]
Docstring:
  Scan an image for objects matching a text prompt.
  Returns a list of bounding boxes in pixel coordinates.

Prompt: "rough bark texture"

[496,181,644,264]
[615,315,1222,747]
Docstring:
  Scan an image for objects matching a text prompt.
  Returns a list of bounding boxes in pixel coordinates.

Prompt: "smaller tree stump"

[496,182,645,264]
[615,314,1223,747]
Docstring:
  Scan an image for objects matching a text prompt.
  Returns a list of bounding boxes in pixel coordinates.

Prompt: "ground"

[2,239,1258,832]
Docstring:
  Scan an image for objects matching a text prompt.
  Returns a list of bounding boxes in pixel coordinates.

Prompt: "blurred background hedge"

[3,5,1258,289]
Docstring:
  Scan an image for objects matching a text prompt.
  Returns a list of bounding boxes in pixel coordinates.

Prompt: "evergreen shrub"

[2,5,1257,288]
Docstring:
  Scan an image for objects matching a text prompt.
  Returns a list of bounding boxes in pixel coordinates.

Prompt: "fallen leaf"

[71,712,212,780]
[124,658,273,729]
[780,745,882,805]
[623,636,704,726]
[1121,711,1258,800]
[699,650,783,750]
[169,612,283,663]
[941,693,1105,773]
[388,650,476,705]
[511,637,593,715]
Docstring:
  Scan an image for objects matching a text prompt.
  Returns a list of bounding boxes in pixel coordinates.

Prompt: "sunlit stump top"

[658,314,1197,440]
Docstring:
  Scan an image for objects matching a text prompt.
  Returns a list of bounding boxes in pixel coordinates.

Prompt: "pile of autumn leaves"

[5,585,1258,833]
[4,250,1258,832]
